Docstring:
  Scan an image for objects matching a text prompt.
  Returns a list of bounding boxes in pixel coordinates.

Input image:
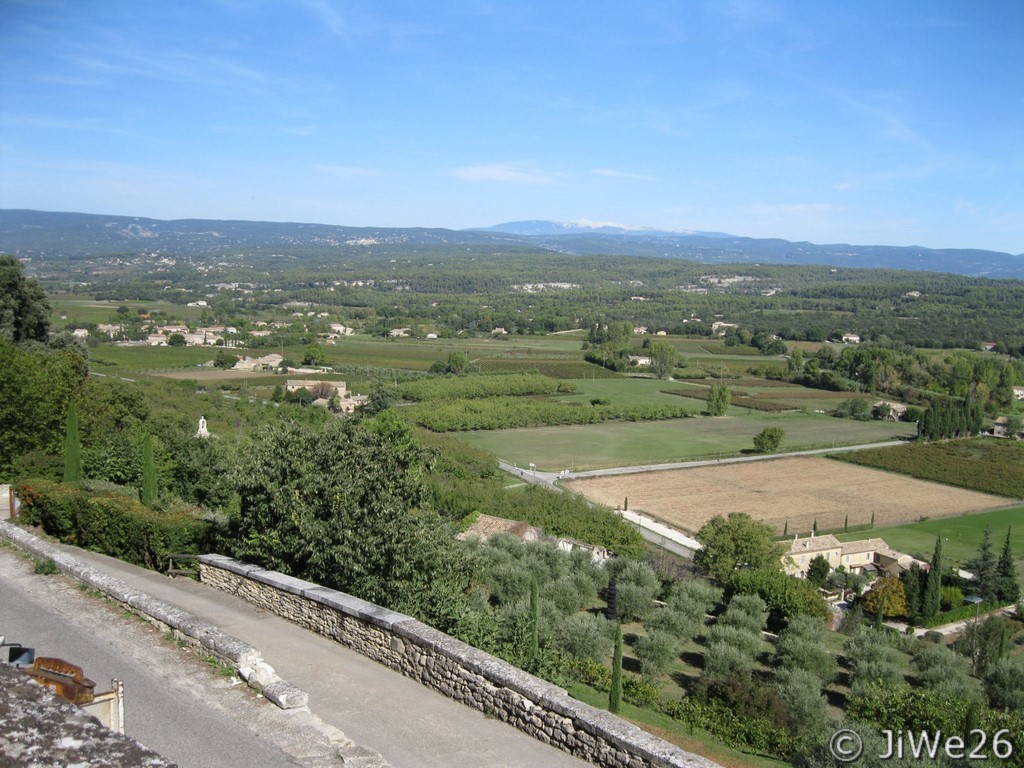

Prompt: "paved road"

[42,544,590,768]
[1,549,332,768]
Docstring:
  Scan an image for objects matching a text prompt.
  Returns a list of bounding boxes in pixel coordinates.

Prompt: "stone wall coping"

[199,555,722,768]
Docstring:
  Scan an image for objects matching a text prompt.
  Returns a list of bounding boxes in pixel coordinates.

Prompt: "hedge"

[15,479,218,571]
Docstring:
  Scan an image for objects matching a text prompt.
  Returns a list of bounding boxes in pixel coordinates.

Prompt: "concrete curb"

[0,521,307,710]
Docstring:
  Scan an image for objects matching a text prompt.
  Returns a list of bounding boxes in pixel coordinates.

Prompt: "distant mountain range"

[2,209,1022,279]
[470,219,734,238]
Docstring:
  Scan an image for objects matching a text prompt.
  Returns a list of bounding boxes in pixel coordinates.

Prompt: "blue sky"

[1,1,1022,252]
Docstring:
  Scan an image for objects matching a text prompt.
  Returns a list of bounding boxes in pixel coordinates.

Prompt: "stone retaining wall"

[199,554,719,768]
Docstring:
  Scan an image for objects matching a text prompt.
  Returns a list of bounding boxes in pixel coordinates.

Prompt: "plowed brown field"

[564,456,1009,535]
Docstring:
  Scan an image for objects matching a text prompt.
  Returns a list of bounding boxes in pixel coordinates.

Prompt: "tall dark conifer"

[609,622,623,714]
[996,528,1020,604]
[141,433,157,506]
[63,400,82,482]
[967,525,998,601]
[922,537,943,618]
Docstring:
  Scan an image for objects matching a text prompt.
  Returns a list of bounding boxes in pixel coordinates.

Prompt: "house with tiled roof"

[783,534,928,579]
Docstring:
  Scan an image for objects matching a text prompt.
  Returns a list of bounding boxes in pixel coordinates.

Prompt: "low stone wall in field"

[198,554,719,768]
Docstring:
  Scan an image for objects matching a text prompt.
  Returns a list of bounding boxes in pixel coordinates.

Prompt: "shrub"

[14,479,218,570]
[706,623,763,658]
[553,613,613,663]
[718,593,768,635]
[727,568,830,622]
[985,657,1024,711]
[633,629,680,681]
[704,641,755,681]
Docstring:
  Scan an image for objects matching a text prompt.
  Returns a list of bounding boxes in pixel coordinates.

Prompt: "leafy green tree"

[552,613,612,662]
[0,341,88,480]
[752,426,785,453]
[843,627,906,694]
[775,615,837,683]
[633,629,678,681]
[167,333,186,347]
[703,640,755,682]
[718,593,768,635]
[985,657,1024,710]
[63,401,82,483]
[773,667,830,745]
[861,576,907,618]
[363,382,397,414]
[647,341,678,379]
[0,254,51,343]
[995,528,1019,604]
[213,349,238,368]
[609,622,623,713]
[954,615,1010,676]
[302,343,326,366]
[231,419,474,631]
[694,513,784,581]
[911,643,979,700]
[706,383,731,416]
[806,554,830,587]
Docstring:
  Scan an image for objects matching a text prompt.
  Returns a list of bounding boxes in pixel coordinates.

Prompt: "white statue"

[196,416,210,439]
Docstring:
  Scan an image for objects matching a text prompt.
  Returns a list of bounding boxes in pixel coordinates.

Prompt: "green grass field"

[458,411,915,470]
[50,296,209,325]
[836,505,1024,591]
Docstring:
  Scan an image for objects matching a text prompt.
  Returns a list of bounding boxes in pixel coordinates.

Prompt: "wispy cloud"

[451,164,555,184]
[298,0,350,39]
[591,168,653,181]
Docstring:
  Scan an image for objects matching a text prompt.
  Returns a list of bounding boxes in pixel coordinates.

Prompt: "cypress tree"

[783,520,788,537]
[996,528,1020,604]
[923,537,943,618]
[967,525,998,601]
[63,401,82,482]
[904,563,922,623]
[141,434,157,506]
[609,622,623,714]
[528,577,540,670]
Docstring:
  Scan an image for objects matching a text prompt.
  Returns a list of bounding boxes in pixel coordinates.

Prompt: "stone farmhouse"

[873,401,908,421]
[232,353,284,372]
[285,380,368,413]
[784,534,928,579]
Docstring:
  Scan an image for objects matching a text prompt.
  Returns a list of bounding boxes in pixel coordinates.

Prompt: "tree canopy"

[694,513,785,582]
[0,254,51,344]
[230,418,475,630]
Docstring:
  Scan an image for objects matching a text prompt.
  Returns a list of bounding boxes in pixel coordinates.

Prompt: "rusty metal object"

[24,657,97,705]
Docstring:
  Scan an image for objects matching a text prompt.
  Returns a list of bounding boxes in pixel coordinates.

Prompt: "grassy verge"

[565,682,790,768]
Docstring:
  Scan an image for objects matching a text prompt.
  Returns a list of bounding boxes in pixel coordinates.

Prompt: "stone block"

[262,679,309,709]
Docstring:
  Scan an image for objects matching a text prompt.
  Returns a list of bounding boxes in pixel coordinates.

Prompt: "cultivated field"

[563,456,1010,535]
[460,412,915,470]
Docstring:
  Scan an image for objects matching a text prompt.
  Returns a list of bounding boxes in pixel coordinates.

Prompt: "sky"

[1,1,1022,253]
